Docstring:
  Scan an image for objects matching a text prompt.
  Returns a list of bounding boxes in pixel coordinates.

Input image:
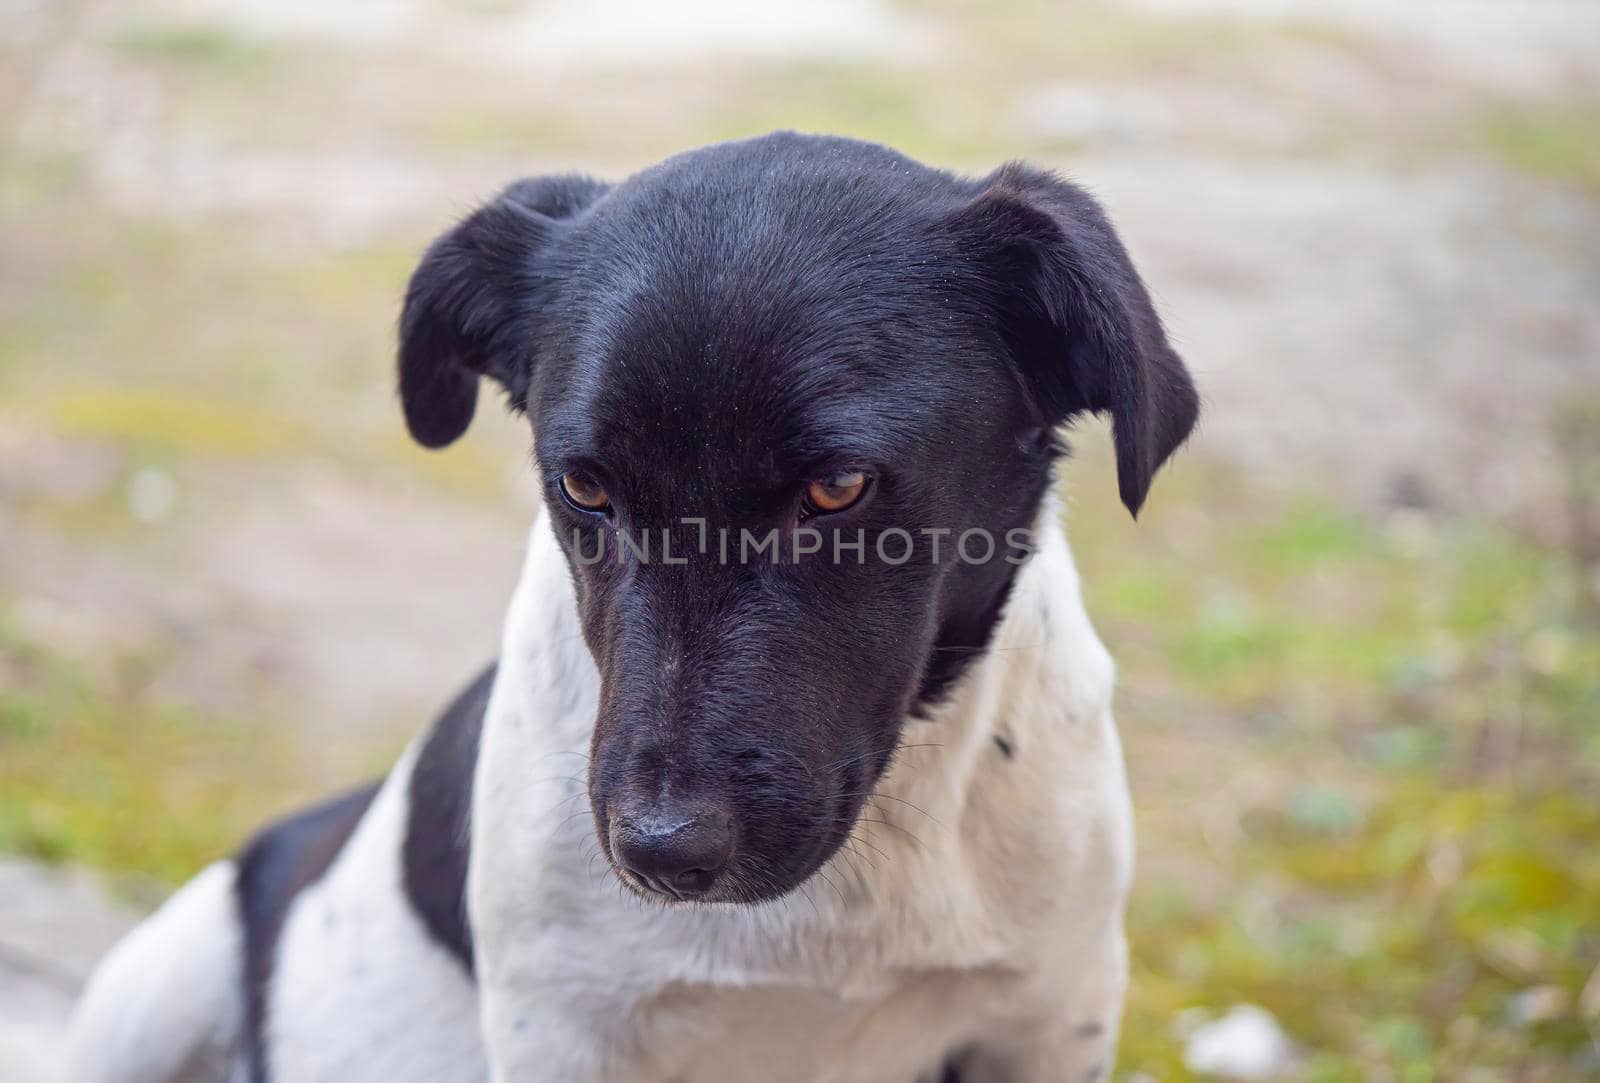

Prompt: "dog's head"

[398,134,1196,905]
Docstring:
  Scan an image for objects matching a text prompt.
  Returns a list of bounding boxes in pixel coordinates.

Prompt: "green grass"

[1056,449,1600,1080]
[47,388,309,459]
[109,22,273,71]
[1479,105,1600,195]
[1122,776,1600,1081]
[0,616,303,885]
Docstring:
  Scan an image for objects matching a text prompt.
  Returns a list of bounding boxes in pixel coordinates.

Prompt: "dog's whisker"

[818,739,943,781]
[834,846,872,889]
[532,793,592,825]
[928,643,1044,654]
[796,881,821,921]
[756,746,820,782]
[532,786,591,819]
[820,748,890,775]
[811,864,849,910]
[845,791,944,829]
[585,846,610,886]
[557,809,597,833]
[844,834,889,869]
[534,749,593,762]
[528,774,588,789]
[855,812,931,854]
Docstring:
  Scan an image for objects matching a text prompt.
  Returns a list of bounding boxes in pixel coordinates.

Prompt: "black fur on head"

[398,133,1197,905]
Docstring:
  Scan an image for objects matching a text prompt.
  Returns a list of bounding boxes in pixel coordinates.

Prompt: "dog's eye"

[560,472,610,513]
[804,470,868,515]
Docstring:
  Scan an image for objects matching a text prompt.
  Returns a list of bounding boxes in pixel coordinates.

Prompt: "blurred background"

[1,1,1597,1079]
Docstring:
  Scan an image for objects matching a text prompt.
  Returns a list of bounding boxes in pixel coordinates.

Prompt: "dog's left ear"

[954,164,1199,517]
[398,175,609,449]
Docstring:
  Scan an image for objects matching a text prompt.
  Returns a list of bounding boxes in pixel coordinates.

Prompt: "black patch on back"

[402,662,494,974]
[235,782,379,1083]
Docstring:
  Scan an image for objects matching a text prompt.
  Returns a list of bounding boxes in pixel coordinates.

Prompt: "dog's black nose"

[609,802,734,900]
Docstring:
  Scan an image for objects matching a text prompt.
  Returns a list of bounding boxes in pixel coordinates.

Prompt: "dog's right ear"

[398,175,608,448]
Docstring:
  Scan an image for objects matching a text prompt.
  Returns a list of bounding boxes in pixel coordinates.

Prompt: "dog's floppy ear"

[956,164,1198,516]
[398,175,608,448]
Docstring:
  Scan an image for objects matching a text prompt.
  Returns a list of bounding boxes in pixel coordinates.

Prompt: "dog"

[70,131,1197,1083]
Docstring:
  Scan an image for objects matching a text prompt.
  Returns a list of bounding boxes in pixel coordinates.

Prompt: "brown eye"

[560,472,610,513]
[804,470,868,515]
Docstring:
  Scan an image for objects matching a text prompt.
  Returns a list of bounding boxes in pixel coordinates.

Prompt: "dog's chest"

[473,828,1044,1082]
[515,851,1036,1081]
[624,954,1021,1083]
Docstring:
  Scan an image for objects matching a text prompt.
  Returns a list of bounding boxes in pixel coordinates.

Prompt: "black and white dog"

[72,132,1197,1083]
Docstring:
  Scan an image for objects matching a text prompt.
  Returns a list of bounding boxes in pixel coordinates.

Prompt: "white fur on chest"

[468,507,1133,1083]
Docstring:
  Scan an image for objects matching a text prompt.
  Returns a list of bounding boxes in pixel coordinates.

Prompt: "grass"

[0,166,522,502]
[1479,105,1600,196]
[1057,439,1600,1081]
[0,616,299,886]
[109,22,273,71]
[47,388,309,459]
[1122,777,1600,1081]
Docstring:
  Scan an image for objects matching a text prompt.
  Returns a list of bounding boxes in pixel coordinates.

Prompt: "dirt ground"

[2,1,1597,1079]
